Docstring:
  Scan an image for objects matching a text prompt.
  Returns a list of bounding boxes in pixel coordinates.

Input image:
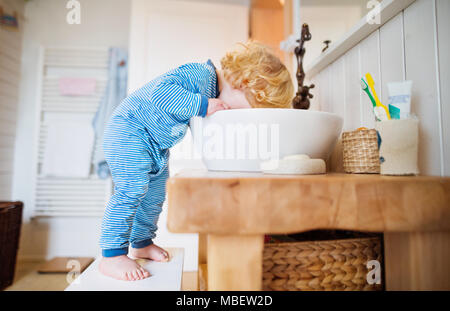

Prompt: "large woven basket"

[342,129,380,173]
[0,201,23,290]
[263,234,383,291]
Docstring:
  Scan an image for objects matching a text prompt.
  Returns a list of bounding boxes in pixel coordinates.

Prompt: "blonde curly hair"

[220,41,294,108]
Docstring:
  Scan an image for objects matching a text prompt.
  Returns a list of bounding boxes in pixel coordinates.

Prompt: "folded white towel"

[42,122,95,178]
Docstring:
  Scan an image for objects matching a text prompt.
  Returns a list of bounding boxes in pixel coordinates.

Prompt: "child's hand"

[207,98,228,116]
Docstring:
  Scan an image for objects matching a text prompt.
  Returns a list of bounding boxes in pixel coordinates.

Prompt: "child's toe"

[125,271,132,281]
[132,270,140,280]
[140,267,151,277]
[135,269,144,279]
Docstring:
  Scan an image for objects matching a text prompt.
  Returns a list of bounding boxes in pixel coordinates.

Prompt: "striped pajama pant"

[99,114,169,257]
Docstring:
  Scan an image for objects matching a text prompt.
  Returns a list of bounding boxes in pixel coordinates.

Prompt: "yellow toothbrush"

[365,73,391,120]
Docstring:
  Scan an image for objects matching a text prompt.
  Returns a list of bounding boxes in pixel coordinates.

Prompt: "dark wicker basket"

[0,201,23,290]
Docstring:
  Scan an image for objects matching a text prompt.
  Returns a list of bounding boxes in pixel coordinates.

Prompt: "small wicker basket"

[342,129,380,173]
[0,201,23,290]
[263,234,383,291]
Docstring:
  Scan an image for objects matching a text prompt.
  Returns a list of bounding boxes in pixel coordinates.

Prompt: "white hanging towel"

[42,122,95,178]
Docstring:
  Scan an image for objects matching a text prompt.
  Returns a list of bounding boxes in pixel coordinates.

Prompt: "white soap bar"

[261,154,326,175]
[283,154,311,161]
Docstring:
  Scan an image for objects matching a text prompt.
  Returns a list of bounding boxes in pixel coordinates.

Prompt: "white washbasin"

[189,108,343,172]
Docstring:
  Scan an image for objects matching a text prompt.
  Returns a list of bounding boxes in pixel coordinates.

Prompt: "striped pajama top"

[110,59,220,170]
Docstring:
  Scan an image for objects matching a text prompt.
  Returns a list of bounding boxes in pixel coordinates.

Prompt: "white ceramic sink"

[189,108,343,172]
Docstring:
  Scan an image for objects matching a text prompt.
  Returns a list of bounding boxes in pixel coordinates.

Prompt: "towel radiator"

[31,46,112,217]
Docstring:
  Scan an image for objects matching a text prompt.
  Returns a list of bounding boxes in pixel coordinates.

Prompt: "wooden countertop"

[166,170,450,234]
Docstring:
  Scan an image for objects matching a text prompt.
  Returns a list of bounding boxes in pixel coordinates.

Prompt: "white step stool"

[65,248,184,291]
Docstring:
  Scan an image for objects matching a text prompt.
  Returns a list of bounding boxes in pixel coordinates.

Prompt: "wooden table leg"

[198,234,208,291]
[207,234,264,291]
[384,231,450,290]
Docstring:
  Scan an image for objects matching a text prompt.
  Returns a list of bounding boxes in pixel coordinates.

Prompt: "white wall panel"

[359,31,382,130]
[404,0,441,175]
[436,0,450,176]
[379,13,405,106]
[329,57,346,120]
[312,71,325,112]
[328,58,346,172]
[318,66,332,113]
[310,84,320,111]
[343,45,361,131]
[306,76,320,111]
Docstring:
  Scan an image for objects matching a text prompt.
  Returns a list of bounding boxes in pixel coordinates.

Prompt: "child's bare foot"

[130,244,170,262]
[99,255,151,281]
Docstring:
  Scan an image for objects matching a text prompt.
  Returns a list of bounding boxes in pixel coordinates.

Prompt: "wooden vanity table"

[166,170,450,291]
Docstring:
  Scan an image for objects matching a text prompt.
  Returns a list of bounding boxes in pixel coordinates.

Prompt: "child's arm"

[150,77,226,119]
[150,81,206,118]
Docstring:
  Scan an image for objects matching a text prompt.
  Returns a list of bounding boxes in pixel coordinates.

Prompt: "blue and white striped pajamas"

[100,60,219,257]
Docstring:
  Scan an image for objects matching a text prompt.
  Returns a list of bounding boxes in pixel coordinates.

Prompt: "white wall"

[0,0,24,200]
[309,0,449,177]
[128,0,250,92]
[300,0,367,68]
[128,0,249,271]
[12,0,131,260]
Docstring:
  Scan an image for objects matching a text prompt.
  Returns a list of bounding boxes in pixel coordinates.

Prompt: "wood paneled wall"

[309,0,449,176]
[0,1,24,200]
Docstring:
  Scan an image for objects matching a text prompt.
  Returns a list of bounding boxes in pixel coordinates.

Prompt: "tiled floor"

[5,260,197,291]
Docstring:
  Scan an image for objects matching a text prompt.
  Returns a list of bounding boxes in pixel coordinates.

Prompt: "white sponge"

[261,154,326,175]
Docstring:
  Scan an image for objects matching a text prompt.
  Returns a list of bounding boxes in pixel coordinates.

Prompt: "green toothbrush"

[361,78,376,108]
[361,78,386,121]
